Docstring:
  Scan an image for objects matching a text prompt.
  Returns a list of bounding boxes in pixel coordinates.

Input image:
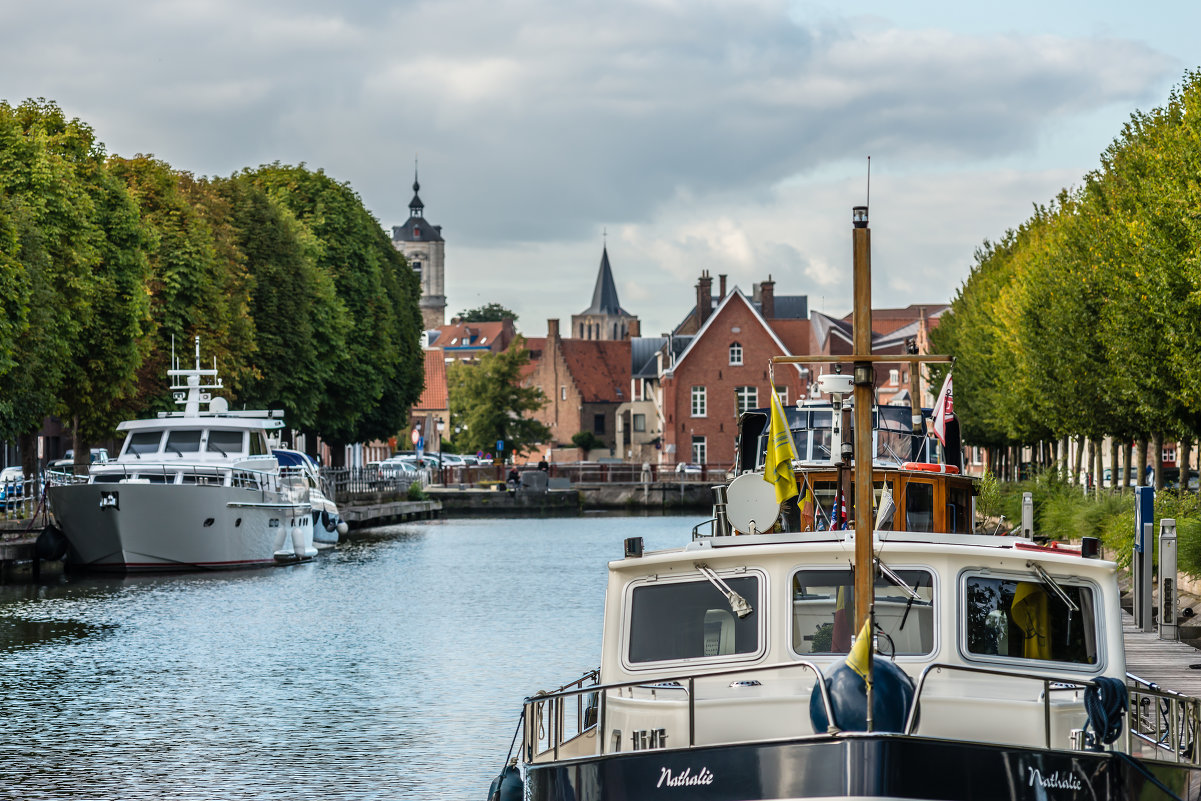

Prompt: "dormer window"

[413,227,420,238]
[729,342,743,366]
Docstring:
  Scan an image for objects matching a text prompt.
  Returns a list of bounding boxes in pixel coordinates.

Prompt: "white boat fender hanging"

[290,526,306,556]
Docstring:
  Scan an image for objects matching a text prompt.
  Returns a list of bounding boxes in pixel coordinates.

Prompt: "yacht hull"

[48,482,314,572]
[525,735,1199,801]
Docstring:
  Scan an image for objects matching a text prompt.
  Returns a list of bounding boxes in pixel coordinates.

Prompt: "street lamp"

[437,420,446,485]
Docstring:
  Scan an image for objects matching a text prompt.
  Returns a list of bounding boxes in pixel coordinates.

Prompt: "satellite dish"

[208,396,229,414]
[724,473,782,535]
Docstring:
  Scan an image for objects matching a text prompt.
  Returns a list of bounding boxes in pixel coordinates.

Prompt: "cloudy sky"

[1,0,1193,337]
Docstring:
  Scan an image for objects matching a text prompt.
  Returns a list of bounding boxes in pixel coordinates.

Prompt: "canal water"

[0,513,702,800]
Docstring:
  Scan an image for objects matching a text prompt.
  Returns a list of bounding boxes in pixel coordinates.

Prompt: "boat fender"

[1082,677,1127,750]
[809,655,915,733]
[35,524,69,561]
[901,461,960,475]
[290,526,306,556]
[321,510,339,533]
[336,519,348,536]
[487,761,523,801]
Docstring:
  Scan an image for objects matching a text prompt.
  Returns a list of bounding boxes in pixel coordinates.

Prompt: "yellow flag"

[763,391,798,503]
[846,616,873,683]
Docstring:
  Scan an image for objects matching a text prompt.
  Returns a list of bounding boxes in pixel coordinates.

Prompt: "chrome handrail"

[523,659,834,762]
[1127,673,1201,764]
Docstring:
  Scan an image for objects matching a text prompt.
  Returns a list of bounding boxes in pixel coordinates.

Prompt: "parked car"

[675,463,703,475]
[379,458,421,478]
[0,466,25,508]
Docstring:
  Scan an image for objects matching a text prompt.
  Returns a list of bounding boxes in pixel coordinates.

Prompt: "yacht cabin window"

[250,432,268,456]
[627,575,760,664]
[165,430,202,455]
[125,431,164,457]
[792,568,934,656]
[904,481,934,532]
[804,480,894,531]
[964,575,1098,665]
[207,430,244,456]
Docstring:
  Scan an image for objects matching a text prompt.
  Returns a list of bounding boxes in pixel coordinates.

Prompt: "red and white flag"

[932,372,954,446]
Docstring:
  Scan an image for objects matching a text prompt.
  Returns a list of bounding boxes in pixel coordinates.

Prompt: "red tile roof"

[414,351,448,411]
[560,339,631,403]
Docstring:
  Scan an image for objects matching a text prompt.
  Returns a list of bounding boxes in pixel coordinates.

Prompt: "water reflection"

[0,513,702,800]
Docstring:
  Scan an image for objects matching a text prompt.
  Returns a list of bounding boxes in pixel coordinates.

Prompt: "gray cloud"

[0,0,1179,337]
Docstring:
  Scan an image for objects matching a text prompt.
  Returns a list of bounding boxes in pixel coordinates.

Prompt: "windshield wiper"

[695,563,752,618]
[1026,561,1080,612]
[875,557,922,601]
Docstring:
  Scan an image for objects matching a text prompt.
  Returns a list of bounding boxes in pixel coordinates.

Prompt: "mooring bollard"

[1160,518,1178,640]
[1133,486,1155,632]
[1020,492,1033,539]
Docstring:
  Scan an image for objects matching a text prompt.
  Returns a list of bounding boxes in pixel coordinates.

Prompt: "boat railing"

[523,659,836,763]
[0,474,46,520]
[46,462,286,493]
[1126,672,1201,764]
[908,662,1201,766]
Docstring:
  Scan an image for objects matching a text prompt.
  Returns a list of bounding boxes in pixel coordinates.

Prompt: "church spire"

[581,244,624,316]
[409,159,424,217]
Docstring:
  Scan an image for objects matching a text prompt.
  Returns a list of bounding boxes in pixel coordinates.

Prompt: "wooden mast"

[851,207,874,632]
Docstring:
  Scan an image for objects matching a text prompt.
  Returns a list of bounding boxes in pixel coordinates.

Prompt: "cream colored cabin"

[534,530,1126,763]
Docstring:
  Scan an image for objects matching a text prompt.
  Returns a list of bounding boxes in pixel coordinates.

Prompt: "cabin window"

[947,484,972,533]
[791,568,935,656]
[627,575,760,664]
[125,431,163,457]
[963,574,1098,666]
[904,481,935,532]
[165,430,202,455]
[250,432,268,456]
[207,430,244,456]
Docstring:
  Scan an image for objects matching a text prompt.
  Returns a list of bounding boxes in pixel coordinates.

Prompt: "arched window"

[729,342,743,366]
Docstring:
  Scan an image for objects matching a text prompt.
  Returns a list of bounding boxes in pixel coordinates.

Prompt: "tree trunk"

[1080,434,1090,485]
[1153,432,1164,491]
[72,417,90,476]
[1094,439,1104,499]
[1109,439,1119,494]
[1085,439,1096,494]
[1059,437,1068,480]
[1122,441,1133,490]
[1180,438,1193,495]
[1136,437,1149,487]
[18,433,37,486]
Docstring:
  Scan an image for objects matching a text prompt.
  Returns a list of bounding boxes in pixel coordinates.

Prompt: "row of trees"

[931,70,1201,489]
[0,99,424,472]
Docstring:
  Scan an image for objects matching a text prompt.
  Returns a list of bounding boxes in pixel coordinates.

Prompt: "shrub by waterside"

[991,471,1201,576]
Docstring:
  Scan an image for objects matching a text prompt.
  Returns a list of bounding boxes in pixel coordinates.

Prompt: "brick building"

[523,320,631,460]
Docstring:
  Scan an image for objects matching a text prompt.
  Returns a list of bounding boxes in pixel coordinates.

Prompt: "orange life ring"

[901,461,960,475]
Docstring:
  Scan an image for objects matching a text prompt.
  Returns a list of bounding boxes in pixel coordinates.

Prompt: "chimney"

[696,270,713,327]
[451,316,462,325]
[548,319,560,341]
[760,275,775,320]
[628,318,641,338]
[719,274,727,298]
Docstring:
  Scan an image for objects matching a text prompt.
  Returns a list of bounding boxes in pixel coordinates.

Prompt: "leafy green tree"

[213,175,346,430]
[571,431,603,458]
[446,338,551,458]
[245,164,423,458]
[457,302,518,323]
[0,100,116,474]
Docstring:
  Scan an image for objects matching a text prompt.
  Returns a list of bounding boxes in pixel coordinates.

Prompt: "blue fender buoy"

[35,525,68,561]
[487,763,523,801]
[810,655,915,733]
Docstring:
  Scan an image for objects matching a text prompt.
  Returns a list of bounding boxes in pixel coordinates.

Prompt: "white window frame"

[735,386,758,415]
[774,385,788,406]
[691,436,706,465]
[729,342,743,366]
[691,386,707,417]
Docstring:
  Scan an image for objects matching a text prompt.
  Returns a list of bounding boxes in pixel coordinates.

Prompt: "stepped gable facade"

[522,320,631,458]
[391,168,446,330]
[571,245,639,341]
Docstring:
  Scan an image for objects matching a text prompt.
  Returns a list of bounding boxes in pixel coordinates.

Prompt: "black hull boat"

[487,205,1201,801]
[526,735,1200,801]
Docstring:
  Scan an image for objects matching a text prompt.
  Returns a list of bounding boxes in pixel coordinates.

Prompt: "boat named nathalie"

[486,207,1201,801]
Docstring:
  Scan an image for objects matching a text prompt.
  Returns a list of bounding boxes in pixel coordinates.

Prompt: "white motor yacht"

[46,339,318,571]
